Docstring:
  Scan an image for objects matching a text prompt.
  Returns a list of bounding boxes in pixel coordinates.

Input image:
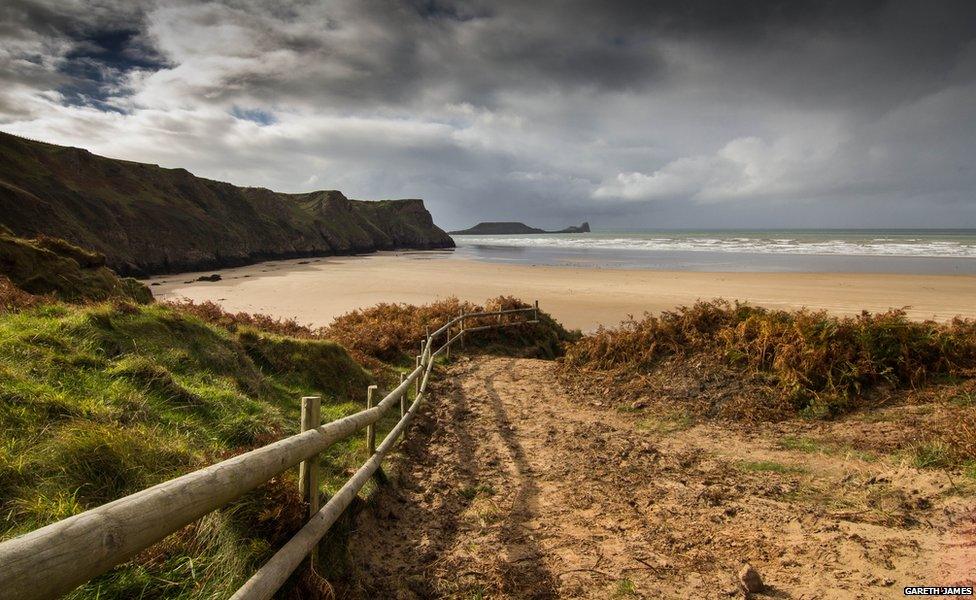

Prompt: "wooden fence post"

[298,396,321,562]
[415,355,422,397]
[459,309,465,350]
[399,373,406,417]
[366,385,378,455]
[534,300,539,322]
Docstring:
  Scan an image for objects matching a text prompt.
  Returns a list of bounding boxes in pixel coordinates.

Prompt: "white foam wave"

[455,235,976,258]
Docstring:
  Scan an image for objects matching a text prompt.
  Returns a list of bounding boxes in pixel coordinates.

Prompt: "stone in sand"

[738,564,764,593]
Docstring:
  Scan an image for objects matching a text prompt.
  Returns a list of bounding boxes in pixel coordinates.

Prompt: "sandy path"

[148,254,976,331]
[346,357,975,599]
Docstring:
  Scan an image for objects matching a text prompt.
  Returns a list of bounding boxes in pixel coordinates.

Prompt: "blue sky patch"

[230,106,277,126]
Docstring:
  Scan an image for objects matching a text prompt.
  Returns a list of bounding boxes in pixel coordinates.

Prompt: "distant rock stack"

[555,222,590,233]
[450,221,591,235]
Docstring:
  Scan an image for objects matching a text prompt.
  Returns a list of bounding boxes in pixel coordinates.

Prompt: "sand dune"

[150,252,976,331]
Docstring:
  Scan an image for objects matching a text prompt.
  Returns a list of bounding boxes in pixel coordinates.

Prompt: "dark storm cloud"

[0,0,166,112]
[59,28,170,110]
[1,0,974,228]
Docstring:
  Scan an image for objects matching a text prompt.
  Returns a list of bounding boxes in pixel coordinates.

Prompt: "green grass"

[777,435,878,462]
[950,391,976,407]
[777,435,822,453]
[0,300,379,598]
[636,410,695,434]
[910,441,956,470]
[459,484,496,501]
[614,578,637,597]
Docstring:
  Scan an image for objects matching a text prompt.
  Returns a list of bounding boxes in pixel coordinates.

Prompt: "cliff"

[449,221,590,235]
[0,132,454,275]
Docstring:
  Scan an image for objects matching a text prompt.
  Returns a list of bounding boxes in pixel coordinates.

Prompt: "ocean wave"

[455,235,976,258]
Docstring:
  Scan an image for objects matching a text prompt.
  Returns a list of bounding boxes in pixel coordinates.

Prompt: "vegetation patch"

[238,329,370,401]
[0,299,376,598]
[167,299,318,339]
[0,285,573,598]
[174,295,577,365]
[909,441,958,470]
[562,300,976,419]
[325,295,576,362]
[0,233,151,304]
[636,410,695,434]
[0,276,45,312]
[459,483,496,501]
[614,578,638,597]
[777,435,878,461]
[777,435,823,453]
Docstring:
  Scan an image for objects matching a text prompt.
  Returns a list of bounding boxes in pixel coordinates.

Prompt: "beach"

[149,252,976,331]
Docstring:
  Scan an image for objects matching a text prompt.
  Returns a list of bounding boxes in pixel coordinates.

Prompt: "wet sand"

[149,252,976,331]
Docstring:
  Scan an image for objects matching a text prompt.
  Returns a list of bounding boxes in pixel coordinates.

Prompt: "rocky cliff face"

[0,132,454,275]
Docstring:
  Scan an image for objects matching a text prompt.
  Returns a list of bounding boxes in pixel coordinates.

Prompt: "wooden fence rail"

[0,303,541,600]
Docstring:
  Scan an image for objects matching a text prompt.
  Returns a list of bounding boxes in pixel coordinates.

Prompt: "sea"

[448,229,976,274]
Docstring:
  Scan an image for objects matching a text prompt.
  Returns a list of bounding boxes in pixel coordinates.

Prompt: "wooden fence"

[0,303,540,600]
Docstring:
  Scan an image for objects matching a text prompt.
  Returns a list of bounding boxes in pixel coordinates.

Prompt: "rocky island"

[0,132,454,276]
[449,221,590,235]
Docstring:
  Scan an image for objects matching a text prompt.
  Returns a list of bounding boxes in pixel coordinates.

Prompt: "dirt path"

[346,357,976,599]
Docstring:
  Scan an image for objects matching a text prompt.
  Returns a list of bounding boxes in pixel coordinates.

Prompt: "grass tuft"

[614,578,637,597]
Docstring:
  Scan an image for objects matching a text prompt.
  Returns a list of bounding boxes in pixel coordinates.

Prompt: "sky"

[1,0,974,230]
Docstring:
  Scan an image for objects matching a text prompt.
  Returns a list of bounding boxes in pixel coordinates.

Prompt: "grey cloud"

[0,0,974,229]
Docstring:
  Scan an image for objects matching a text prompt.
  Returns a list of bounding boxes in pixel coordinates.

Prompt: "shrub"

[325,296,574,361]
[167,300,318,339]
[563,300,976,417]
[173,296,575,363]
[324,297,475,361]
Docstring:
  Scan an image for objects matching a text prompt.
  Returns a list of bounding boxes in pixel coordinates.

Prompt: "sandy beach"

[148,252,976,331]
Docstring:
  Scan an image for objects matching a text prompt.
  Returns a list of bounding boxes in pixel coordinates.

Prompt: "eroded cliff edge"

[0,132,454,276]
